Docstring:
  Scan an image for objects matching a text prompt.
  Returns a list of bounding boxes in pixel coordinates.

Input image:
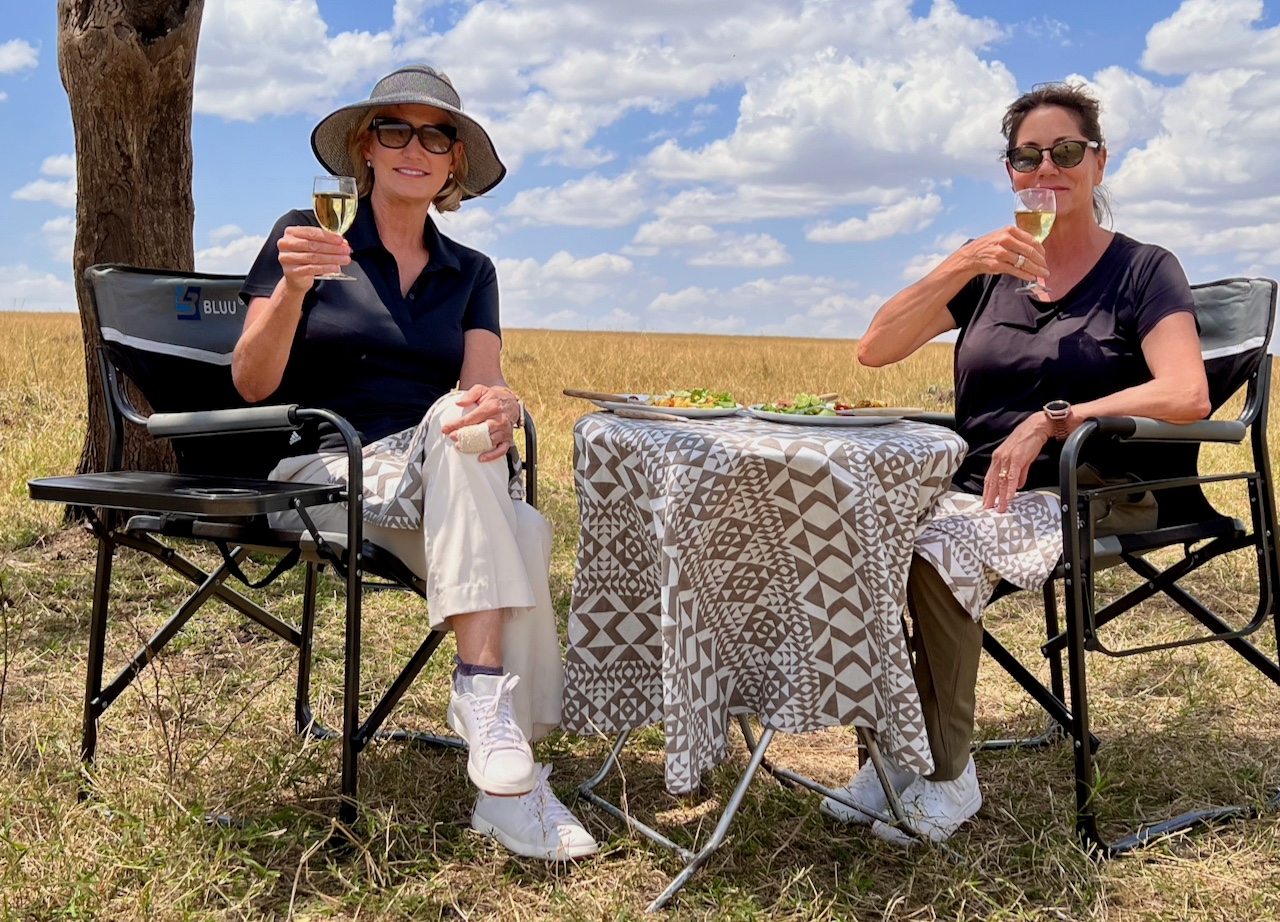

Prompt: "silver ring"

[1014,254,1026,271]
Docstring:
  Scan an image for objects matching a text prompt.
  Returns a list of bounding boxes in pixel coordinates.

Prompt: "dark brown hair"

[1002,82,1111,225]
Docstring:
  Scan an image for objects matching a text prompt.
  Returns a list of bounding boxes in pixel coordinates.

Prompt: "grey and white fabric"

[563,414,968,793]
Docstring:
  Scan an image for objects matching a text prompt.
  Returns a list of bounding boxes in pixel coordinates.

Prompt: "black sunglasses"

[369,118,458,154]
[1005,139,1101,173]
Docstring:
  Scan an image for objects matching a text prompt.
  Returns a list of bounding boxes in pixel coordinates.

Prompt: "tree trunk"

[58,0,205,481]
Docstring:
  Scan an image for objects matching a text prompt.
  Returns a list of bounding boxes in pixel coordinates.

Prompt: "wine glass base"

[1016,283,1052,295]
[315,272,357,281]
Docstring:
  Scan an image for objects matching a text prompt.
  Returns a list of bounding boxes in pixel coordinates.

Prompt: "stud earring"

[366,160,372,168]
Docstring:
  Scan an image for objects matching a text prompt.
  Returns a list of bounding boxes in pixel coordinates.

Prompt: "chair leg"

[295,562,326,737]
[339,554,363,828]
[80,530,115,776]
[1044,582,1066,704]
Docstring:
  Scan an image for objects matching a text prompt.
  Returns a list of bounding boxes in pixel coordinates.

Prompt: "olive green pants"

[907,469,1157,782]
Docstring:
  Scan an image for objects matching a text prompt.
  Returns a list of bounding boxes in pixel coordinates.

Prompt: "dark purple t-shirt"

[947,233,1195,492]
[240,200,500,452]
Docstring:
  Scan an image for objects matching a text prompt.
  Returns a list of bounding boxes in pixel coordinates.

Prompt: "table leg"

[645,725,776,912]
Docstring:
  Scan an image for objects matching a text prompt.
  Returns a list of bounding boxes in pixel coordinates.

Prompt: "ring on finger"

[998,468,1009,479]
[1013,254,1026,271]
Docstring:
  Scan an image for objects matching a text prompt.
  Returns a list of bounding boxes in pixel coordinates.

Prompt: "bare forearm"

[1070,377,1211,432]
[858,257,970,366]
[231,279,306,402]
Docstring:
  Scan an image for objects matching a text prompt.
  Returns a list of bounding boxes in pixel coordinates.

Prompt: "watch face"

[1045,400,1069,414]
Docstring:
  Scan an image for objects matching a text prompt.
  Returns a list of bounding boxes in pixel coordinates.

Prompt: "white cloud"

[208,223,245,244]
[807,194,942,243]
[1142,0,1280,74]
[0,266,77,313]
[13,178,75,208]
[42,216,75,263]
[40,154,75,178]
[0,39,38,74]
[502,172,647,227]
[647,274,881,337]
[687,232,789,268]
[195,234,268,274]
[900,232,969,282]
[496,250,635,324]
[434,206,500,248]
[13,154,77,209]
[195,0,395,121]
[0,92,6,103]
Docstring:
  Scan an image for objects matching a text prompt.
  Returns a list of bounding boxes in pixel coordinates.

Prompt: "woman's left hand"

[442,384,521,463]
[982,414,1052,513]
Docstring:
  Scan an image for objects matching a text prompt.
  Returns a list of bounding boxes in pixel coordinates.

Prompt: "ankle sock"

[453,655,504,694]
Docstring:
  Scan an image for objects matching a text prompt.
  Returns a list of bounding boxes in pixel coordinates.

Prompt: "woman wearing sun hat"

[232,65,597,861]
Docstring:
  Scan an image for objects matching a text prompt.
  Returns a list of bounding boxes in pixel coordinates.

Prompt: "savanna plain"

[1,312,1278,921]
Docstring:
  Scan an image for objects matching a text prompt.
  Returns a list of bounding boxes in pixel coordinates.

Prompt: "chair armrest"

[147,405,300,439]
[903,412,957,429]
[1090,416,1246,444]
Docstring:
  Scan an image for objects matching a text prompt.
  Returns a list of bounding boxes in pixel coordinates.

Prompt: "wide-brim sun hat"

[311,64,506,199]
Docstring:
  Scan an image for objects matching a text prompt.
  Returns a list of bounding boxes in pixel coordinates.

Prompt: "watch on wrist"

[1043,399,1071,440]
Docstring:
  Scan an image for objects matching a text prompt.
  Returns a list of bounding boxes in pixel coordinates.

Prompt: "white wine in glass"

[313,175,358,281]
[1013,188,1055,294]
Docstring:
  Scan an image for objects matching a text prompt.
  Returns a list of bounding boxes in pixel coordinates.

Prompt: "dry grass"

[2,311,1279,921]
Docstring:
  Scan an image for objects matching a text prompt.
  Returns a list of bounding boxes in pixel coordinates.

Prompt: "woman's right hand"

[277,225,351,292]
[957,227,1048,286]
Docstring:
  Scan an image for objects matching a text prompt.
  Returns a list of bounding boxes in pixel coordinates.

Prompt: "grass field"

[1,311,1278,921]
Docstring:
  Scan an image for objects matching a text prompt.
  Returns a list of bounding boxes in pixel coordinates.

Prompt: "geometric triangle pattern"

[562,413,968,793]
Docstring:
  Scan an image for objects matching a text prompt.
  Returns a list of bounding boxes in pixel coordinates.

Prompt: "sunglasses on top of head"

[369,118,458,154]
[1004,139,1101,173]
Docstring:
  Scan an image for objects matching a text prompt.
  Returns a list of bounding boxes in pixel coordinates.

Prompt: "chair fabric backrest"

[86,264,289,478]
[1194,277,1277,413]
[1144,277,1277,528]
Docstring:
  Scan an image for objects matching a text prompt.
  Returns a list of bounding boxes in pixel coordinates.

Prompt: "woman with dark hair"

[232,65,597,861]
[822,82,1209,844]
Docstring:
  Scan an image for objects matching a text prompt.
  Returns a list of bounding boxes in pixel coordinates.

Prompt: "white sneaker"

[820,758,918,825]
[871,756,982,845]
[472,764,600,861]
[447,672,537,795]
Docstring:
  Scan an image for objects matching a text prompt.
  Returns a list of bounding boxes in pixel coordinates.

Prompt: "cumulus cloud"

[1141,0,1280,74]
[807,194,943,243]
[503,172,648,227]
[435,206,500,248]
[195,0,395,120]
[42,216,75,264]
[647,274,882,336]
[195,233,268,274]
[687,232,789,268]
[496,249,635,325]
[0,39,38,74]
[0,266,77,313]
[13,154,77,209]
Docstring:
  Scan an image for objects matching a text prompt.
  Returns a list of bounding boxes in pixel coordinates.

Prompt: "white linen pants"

[268,393,564,741]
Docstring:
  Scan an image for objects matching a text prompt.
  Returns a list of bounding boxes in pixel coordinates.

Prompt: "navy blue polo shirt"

[240,199,501,452]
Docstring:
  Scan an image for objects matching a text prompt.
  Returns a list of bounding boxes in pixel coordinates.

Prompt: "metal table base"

[575,715,918,912]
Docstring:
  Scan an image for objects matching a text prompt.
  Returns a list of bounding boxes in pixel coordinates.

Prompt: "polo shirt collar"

[346,196,462,273]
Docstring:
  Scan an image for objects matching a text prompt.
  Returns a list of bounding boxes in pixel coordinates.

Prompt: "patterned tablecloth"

[562,412,969,794]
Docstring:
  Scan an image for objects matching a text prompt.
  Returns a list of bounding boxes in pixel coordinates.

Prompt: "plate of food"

[747,393,898,426]
[579,389,743,418]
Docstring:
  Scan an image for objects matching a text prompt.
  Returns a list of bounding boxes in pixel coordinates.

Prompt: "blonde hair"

[346,108,475,212]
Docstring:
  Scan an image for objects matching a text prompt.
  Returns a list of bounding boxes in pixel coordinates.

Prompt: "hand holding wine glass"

[1013,188,1055,294]
[313,175,358,281]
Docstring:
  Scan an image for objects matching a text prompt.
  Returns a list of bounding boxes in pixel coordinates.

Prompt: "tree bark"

[57,0,205,480]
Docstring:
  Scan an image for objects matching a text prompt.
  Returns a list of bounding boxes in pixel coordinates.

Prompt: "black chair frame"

[921,277,1280,854]
[29,265,540,826]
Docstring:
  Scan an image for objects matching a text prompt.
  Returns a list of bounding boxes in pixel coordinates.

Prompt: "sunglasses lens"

[375,123,413,148]
[1008,147,1042,173]
[1051,140,1088,168]
[416,126,455,154]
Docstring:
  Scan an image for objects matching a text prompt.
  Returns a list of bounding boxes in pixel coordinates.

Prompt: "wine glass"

[312,175,358,281]
[1013,188,1056,295]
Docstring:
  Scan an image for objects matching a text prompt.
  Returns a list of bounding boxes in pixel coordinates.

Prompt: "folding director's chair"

[28,264,539,825]
[963,277,1280,853]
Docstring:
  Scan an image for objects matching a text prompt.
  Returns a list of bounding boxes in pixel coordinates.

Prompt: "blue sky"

[3,0,1278,337]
